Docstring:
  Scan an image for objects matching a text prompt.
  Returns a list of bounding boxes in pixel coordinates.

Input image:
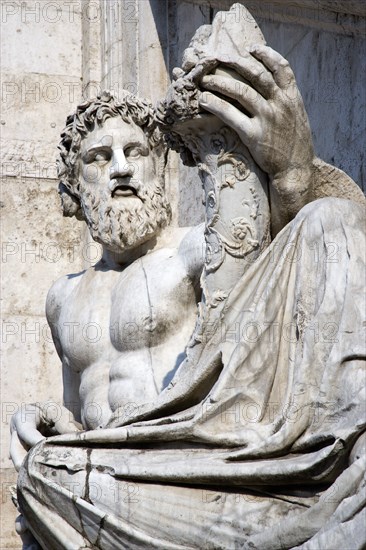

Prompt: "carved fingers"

[199,90,256,149]
[248,44,296,90]
[198,45,314,181]
[201,74,267,115]
[213,52,276,98]
[46,404,82,434]
[199,45,298,115]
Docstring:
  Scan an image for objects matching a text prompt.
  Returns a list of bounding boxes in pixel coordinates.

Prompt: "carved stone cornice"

[178,0,366,36]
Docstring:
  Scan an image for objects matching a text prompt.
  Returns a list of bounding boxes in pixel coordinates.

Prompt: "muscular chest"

[110,252,196,351]
[58,250,196,369]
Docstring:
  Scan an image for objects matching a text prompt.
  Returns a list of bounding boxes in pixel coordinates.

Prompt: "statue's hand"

[10,404,45,471]
[199,44,315,184]
[10,403,80,471]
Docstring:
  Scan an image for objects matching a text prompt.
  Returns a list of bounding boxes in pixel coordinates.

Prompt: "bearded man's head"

[57,91,171,253]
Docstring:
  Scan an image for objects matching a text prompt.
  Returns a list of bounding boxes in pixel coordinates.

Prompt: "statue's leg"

[17,440,310,549]
[17,441,95,549]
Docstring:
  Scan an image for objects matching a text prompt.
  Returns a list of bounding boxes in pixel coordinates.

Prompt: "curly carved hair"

[57,91,166,219]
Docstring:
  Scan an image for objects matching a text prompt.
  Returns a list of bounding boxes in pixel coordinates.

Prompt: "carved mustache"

[109,177,140,199]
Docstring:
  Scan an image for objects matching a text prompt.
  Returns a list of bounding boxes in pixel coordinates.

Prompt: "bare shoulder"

[152,224,205,281]
[178,223,205,280]
[46,269,86,324]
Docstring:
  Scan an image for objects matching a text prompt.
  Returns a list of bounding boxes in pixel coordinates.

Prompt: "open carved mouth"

[112,185,139,198]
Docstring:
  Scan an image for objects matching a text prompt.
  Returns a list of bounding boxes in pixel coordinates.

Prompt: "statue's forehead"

[81,116,147,150]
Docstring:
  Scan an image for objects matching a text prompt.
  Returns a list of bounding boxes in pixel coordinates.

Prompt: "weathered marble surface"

[9,3,366,549]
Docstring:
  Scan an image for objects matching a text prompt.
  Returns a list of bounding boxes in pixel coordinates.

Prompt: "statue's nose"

[109,148,133,180]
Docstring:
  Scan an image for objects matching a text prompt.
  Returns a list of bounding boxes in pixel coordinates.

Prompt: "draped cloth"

[18,198,366,549]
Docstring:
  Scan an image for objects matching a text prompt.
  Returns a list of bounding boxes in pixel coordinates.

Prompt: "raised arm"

[198,45,365,234]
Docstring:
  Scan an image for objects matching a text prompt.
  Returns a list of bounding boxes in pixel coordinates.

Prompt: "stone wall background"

[1,2,89,547]
[1,1,365,547]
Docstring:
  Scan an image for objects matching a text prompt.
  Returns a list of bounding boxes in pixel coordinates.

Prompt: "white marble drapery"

[18,197,366,549]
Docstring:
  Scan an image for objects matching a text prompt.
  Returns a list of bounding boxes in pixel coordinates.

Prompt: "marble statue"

[10,4,365,549]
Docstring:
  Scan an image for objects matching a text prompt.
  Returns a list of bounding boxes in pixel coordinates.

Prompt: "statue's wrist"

[269,158,317,220]
[270,158,316,193]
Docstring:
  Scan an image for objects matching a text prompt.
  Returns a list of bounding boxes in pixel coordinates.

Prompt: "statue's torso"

[50,242,201,429]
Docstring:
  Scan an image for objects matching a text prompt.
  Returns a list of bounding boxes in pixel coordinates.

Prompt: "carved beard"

[80,179,170,252]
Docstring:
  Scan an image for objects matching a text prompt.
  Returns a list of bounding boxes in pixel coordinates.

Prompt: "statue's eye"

[92,150,111,162]
[83,148,111,164]
[125,146,142,159]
